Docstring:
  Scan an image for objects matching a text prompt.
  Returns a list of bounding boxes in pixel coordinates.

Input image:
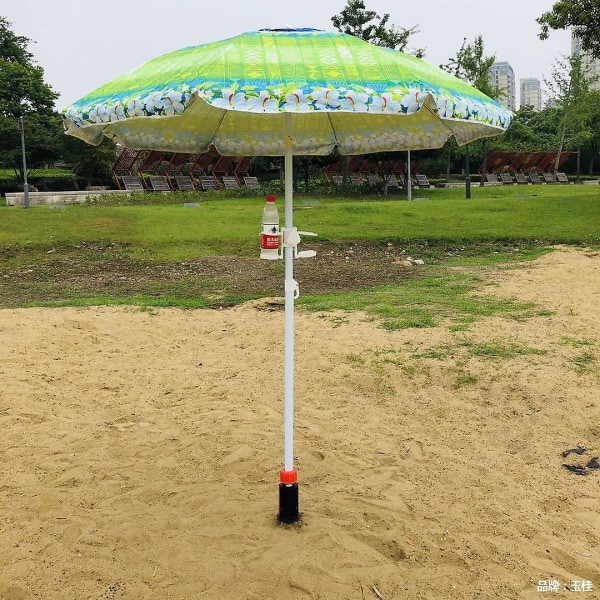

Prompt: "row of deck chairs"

[485,171,570,185]
[329,172,431,188]
[118,174,262,192]
[112,147,261,192]
[323,155,433,189]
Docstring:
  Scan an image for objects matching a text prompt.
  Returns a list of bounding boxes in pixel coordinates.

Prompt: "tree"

[0,17,61,176]
[545,54,594,178]
[331,0,424,56]
[440,36,497,185]
[61,136,116,188]
[441,36,497,99]
[537,0,600,59]
[582,91,600,175]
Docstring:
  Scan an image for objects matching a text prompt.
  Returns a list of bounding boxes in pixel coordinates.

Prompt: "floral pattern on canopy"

[63,28,512,156]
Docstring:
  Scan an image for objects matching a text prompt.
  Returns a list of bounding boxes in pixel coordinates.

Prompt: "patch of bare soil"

[0,241,422,306]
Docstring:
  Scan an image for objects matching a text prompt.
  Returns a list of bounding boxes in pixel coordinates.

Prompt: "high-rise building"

[571,35,600,91]
[489,62,516,111]
[520,78,543,111]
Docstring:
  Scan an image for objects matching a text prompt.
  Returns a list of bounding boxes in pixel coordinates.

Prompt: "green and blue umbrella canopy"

[63,28,512,156]
[63,28,513,523]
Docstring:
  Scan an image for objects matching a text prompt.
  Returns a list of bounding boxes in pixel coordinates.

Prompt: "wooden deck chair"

[528,171,542,184]
[349,174,364,186]
[514,172,529,184]
[415,174,431,188]
[542,172,556,184]
[173,175,197,191]
[556,172,569,184]
[366,174,382,185]
[198,176,220,191]
[500,172,514,185]
[243,176,261,189]
[147,175,172,191]
[221,176,240,189]
[330,175,344,186]
[485,173,501,184]
[384,174,400,188]
[121,175,145,192]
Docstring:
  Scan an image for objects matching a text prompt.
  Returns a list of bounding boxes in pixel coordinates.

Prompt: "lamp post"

[18,117,30,209]
[465,144,471,199]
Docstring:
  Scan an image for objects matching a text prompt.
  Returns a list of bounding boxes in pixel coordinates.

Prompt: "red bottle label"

[261,233,279,250]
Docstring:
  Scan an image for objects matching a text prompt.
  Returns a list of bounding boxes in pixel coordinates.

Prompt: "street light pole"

[18,117,30,209]
[465,144,471,199]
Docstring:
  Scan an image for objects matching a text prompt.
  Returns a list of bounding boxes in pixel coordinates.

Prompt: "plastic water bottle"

[260,195,280,260]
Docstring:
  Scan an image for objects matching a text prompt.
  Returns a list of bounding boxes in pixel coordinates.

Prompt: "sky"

[3,0,571,109]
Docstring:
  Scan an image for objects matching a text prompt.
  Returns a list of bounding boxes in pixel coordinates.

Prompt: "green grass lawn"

[1,184,598,261]
[0,184,598,321]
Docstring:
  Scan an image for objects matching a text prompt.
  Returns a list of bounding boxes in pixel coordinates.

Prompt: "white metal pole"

[407,149,412,201]
[19,117,30,209]
[283,112,295,472]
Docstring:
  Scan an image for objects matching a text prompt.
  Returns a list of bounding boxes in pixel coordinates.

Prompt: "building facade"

[489,62,517,111]
[520,78,543,111]
[571,36,600,91]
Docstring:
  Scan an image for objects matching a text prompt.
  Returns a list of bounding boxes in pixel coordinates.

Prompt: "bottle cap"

[266,195,276,203]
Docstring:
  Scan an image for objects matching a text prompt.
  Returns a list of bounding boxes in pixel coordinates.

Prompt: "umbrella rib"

[327,113,340,149]
[210,110,229,150]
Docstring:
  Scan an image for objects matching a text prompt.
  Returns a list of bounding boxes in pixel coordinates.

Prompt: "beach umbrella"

[63,27,512,523]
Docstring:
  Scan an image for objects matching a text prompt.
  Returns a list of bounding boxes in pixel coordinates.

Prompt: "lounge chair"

[121,175,145,191]
[415,174,431,188]
[147,175,172,191]
[221,176,240,189]
[385,174,401,188]
[556,172,569,184]
[514,172,529,184]
[528,171,542,184]
[243,176,260,189]
[500,172,514,185]
[485,172,501,184]
[198,176,220,191]
[173,175,197,191]
[542,172,556,184]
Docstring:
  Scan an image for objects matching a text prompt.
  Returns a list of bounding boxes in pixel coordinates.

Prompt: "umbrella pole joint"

[278,468,299,523]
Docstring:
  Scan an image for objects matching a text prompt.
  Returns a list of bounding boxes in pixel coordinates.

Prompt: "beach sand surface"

[0,247,599,599]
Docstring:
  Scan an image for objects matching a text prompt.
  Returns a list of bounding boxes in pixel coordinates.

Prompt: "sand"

[0,247,599,600]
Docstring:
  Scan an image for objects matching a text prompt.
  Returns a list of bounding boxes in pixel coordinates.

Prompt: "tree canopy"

[331,0,423,56]
[440,35,497,99]
[537,0,600,59]
[0,17,57,118]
